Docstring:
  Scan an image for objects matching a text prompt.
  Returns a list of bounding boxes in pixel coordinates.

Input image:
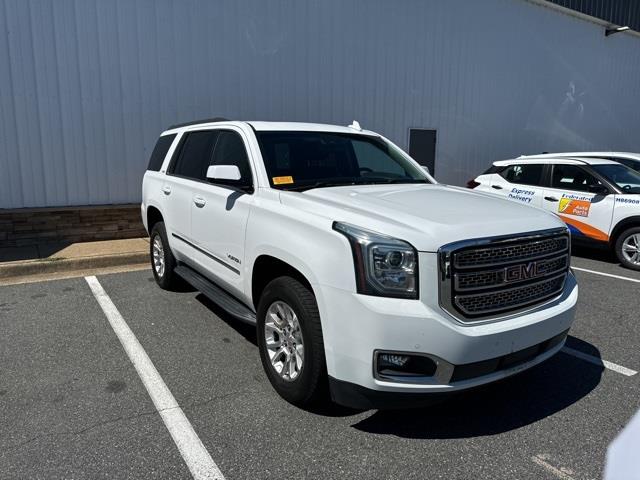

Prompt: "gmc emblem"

[504,261,545,283]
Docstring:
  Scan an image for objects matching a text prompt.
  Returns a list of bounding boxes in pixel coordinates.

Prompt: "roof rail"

[168,117,230,129]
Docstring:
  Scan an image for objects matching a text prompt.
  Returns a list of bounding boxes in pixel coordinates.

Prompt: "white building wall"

[1,0,639,209]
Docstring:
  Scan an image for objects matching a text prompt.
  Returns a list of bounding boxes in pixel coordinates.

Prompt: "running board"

[175,264,256,325]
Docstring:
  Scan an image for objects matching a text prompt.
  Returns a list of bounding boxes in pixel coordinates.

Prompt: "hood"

[279,184,565,251]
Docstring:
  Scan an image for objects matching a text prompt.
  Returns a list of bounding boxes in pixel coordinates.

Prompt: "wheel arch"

[610,216,640,245]
[251,254,316,310]
[146,206,164,235]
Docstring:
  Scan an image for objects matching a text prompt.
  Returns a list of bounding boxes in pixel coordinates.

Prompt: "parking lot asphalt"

[1,249,639,479]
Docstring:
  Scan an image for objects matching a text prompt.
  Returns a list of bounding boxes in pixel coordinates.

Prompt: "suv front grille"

[455,254,568,291]
[439,228,570,322]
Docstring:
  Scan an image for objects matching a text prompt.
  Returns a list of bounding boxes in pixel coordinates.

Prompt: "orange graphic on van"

[559,215,609,241]
[558,198,590,217]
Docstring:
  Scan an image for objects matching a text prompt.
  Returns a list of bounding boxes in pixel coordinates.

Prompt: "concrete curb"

[0,251,149,279]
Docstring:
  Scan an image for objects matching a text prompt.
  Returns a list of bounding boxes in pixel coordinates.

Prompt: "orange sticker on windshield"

[273,176,294,185]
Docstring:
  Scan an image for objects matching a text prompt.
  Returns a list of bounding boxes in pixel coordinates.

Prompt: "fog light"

[375,351,438,379]
[379,353,409,367]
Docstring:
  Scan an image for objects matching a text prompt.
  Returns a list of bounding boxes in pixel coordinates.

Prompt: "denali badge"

[504,261,544,283]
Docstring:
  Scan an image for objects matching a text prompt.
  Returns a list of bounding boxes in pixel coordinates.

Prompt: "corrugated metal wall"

[1,0,639,209]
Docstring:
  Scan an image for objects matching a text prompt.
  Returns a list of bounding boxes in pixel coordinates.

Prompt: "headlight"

[333,222,418,299]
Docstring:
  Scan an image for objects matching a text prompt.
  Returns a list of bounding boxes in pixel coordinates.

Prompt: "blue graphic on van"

[565,223,584,237]
[616,197,640,205]
[508,187,535,204]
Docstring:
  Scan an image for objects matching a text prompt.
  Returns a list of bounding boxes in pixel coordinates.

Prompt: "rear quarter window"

[147,134,177,171]
[482,165,503,175]
[499,164,544,186]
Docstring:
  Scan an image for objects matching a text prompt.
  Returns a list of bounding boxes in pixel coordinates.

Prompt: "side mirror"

[206,165,241,181]
[421,165,430,175]
[588,184,609,195]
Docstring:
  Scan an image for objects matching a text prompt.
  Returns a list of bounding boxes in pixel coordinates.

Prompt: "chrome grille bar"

[455,273,566,316]
[454,236,569,269]
[455,254,569,292]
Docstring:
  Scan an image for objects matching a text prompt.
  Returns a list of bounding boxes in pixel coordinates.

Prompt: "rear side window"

[171,131,219,180]
[482,165,502,175]
[210,131,253,183]
[147,134,176,171]
[499,164,544,186]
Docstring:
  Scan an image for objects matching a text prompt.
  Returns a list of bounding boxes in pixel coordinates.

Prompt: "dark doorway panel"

[408,129,437,175]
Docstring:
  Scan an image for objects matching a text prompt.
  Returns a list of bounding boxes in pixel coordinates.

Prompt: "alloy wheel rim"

[152,235,165,277]
[622,233,640,265]
[264,301,304,381]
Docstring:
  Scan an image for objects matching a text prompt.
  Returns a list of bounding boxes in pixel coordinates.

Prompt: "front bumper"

[328,330,567,409]
[315,268,578,408]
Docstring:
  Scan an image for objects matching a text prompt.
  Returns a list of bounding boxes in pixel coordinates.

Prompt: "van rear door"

[490,163,545,208]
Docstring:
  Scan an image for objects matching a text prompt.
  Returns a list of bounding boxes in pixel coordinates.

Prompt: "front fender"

[243,205,356,301]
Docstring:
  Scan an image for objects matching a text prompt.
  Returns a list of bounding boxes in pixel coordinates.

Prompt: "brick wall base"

[0,204,147,247]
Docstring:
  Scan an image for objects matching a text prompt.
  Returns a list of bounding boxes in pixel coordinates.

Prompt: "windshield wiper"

[379,178,430,184]
[282,181,358,192]
[281,178,430,192]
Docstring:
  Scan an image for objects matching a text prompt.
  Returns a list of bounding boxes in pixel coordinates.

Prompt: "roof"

[494,157,620,166]
[167,117,229,129]
[162,119,378,136]
[519,152,640,162]
[248,121,376,135]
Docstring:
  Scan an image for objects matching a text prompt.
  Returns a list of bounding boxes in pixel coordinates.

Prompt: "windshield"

[591,164,640,194]
[256,131,431,191]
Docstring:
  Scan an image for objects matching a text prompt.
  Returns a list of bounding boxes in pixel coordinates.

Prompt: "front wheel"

[614,227,640,271]
[257,276,327,407]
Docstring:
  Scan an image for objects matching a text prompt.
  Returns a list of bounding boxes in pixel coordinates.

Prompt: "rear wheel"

[614,227,640,271]
[257,276,327,407]
[150,222,181,289]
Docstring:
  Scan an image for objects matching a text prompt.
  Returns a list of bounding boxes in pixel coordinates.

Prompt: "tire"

[257,276,327,407]
[614,227,640,271]
[149,222,181,289]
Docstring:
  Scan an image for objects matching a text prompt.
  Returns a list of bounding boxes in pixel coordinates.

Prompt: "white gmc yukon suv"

[141,119,578,409]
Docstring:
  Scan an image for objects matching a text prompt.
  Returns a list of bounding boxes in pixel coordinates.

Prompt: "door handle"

[544,196,559,202]
[193,195,206,208]
[162,186,172,195]
[491,185,503,190]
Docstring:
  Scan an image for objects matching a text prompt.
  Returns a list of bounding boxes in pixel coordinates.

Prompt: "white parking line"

[561,347,638,377]
[572,266,640,284]
[85,276,225,480]
[531,454,576,480]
